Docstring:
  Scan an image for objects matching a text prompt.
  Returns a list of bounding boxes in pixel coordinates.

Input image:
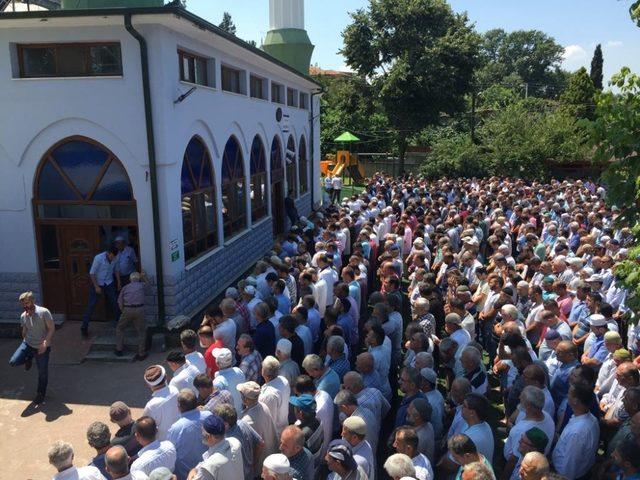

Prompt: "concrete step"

[91,332,142,351]
[84,350,137,363]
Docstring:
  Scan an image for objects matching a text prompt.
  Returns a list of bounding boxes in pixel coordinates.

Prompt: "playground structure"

[320,150,365,183]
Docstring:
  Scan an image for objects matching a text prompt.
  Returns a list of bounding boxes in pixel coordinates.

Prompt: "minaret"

[262,0,314,75]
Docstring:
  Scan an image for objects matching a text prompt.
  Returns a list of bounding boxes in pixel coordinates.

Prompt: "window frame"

[299,92,310,110]
[178,49,209,87]
[298,136,309,194]
[18,42,123,78]
[249,74,268,100]
[221,137,248,239]
[249,136,268,221]
[271,82,284,104]
[221,64,245,95]
[287,87,299,107]
[180,137,218,264]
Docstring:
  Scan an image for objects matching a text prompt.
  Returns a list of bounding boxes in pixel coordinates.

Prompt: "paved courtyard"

[0,322,167,480]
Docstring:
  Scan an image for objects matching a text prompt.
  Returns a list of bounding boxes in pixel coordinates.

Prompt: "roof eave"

[0,5,321,87]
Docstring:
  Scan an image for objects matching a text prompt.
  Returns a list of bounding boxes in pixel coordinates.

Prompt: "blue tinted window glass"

[270,137,282,171]
[38,161,78,200]
[52,141,109,198]
[92,160,132,201]
[186,139,205,187]
[181,159,195,195]
[223,138,243,181]
[200,160,212,188]
[251,137,266,175]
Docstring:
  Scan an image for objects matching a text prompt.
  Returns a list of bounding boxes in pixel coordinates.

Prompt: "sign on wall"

[169,239,180,262]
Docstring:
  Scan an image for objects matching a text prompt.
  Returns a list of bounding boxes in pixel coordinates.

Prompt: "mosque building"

[0,0,321,328]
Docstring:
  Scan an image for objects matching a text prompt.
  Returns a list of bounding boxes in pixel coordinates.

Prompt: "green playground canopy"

[334,131,360,142]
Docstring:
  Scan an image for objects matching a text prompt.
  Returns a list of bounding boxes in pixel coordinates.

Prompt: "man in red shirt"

[198,326,223,378]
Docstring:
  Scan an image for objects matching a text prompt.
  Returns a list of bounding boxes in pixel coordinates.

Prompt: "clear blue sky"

[186,0,640,86]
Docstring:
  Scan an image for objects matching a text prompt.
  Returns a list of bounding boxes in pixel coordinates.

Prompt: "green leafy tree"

[632,1,640,26]
[421,132,487,178]
[219,12,236,35]
[560,67,596,119]
[422,98,590,178]
[313,74,390,157]
[476,28,565,97]
[590,44,604,90]
[591,67,640,315]
[340,0,481,171]
[591,68,640,224]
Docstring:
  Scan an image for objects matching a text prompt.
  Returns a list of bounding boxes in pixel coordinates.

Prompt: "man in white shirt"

[212,348,246,413]
[130,417,176,476]
[214,299,238,350]
[341,416,376,480]
[293,375,334,457]
[238,381,279,477]
[180,329,206,374]
[318,255,337,307]
[552,385,600,479]
[259,356,291,436]
[167,351,199,395]
[504,386,555,464]
[242,285,262,331]
[142,365,180,441]
[187,414,243,480]
[331,175,343,203]
[48,441,106,480]
[392,427,434,480]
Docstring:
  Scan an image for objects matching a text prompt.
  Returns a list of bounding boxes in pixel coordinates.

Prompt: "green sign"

[171,250,180,262]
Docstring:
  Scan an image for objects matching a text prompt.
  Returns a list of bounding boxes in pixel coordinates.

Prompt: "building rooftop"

[0,1,321,87]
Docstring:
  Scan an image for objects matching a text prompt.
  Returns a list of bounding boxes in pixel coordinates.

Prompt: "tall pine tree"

[590,44,603,90]
[219,12,237,35]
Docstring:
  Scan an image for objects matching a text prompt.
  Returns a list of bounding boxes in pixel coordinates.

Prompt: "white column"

[269,0,305,30]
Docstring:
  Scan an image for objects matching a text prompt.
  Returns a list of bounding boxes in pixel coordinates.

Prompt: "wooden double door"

[38,224,137,320]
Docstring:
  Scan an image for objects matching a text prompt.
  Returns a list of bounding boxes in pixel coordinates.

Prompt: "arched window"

[34,137,136,218]
[270,135,284,182]
[250,136,267,221]
[298,136,308,194]
[181,136,217,262]
[285,135,297,197]
[221,136,247,238]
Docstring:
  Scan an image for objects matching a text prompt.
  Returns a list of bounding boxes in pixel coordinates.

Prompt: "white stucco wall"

[0,23,153,275]
[0,12,320,320]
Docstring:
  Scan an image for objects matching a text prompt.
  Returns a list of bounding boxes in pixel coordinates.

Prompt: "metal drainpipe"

[124,13,165,328]
[309,88,324,208]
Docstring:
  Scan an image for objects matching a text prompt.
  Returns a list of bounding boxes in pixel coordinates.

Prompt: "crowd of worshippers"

[48,175,640,480]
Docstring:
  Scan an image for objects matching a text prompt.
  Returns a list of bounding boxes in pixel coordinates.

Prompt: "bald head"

[356,352,374,373]
[556,340,577,360]
[617,362,640,388]
[502,321,522,337]
[105,446,129,478]
[519,451,549,480]
[343,371,364,394]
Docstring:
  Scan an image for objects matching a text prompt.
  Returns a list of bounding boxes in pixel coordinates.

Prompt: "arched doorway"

[33,137,138,320]
[270,135,285,235]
